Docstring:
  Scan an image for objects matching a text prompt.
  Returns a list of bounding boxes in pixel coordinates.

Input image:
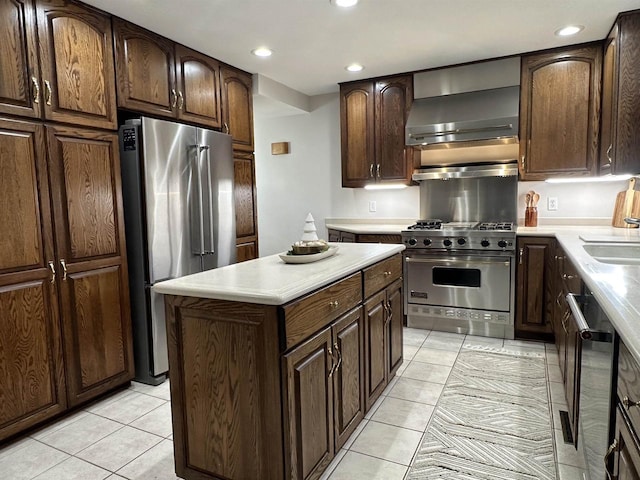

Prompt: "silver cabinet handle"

[223,122,230,134]
[520,154,525,169]
[171,89,177,108]
[376,164,381,178]
[563,274,576,280]
[606,144,613,164]
[44,80,52,105]
[333,342,342,373]
[604,438,618,480]
[369,164,374,178]
[178,91,184,110]
[329,300,339,308]
[48,261,56,284]
[60,259,67,281]
[328,345,335,378]
[32,76,40,103]
[519,247,524,265]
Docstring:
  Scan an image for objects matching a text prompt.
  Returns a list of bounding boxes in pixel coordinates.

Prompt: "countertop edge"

[153,244,405,306]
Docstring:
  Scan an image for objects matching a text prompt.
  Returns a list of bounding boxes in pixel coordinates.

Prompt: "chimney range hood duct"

[405,85,520,148]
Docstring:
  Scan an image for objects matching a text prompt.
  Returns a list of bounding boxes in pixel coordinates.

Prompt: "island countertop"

[153,242,405,305]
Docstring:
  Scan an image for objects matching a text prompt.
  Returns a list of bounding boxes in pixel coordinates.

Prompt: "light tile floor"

[0,328,583,480]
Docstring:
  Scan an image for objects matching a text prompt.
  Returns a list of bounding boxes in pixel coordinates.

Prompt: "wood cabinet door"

[610,13,640,175]
[236,242,257,263]
[283,327,334,480]
[332,307,364,450]
[221,66,253,151]
[386,278,403,376]
[0,0,42,119]
[515,237,555,337]
[340,81,374,187]
[375,75,413,184]
[46,125,133,406]
[234,151,257,241]
[0,119,66,441]
[175,44,221,128]
[519,45,601,180]
[364,290,387,411]
[614,408,640,480]
[35,0,117,129]
[113,18,176,118]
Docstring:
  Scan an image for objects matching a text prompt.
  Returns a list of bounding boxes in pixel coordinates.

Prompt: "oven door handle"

[405,257,510,267]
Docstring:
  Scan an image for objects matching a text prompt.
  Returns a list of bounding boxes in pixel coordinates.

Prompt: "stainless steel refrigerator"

[119,117,236,385]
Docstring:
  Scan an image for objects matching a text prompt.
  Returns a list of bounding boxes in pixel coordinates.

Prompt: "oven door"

[405,254,511,312]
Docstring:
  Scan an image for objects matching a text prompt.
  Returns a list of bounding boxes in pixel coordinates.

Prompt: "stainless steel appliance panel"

[419,176,517,223]
[406,254,511,312]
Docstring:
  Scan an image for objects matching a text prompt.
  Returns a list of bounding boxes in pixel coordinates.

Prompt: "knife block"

[525,207,538,227]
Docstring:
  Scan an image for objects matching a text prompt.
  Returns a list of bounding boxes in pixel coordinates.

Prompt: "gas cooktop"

[405,219,515,232]
[402,219,516,251]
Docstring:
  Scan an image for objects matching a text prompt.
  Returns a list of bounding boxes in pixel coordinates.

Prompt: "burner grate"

[408,219,442,230]
[478,222,514,231]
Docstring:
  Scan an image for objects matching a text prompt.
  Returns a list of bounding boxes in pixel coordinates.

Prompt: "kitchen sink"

[582,243,640,265]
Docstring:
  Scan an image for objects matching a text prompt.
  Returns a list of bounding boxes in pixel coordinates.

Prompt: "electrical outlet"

[548,197,558,211]
[369,201,377,212]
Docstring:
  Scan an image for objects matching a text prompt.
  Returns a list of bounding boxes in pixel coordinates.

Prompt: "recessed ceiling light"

[346,63,364,72]
[331,0,358,7]
[555,25,584,36]
[252,47,273,57]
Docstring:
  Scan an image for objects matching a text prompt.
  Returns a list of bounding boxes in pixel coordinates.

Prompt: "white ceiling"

[83,0,640,97]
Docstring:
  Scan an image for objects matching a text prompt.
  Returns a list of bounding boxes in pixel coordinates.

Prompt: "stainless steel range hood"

[407,58,521,179]
[405,86,520,148]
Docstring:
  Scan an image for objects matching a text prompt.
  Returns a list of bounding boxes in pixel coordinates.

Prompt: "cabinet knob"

[329,300,339,308]
[563,274,576,280]
[384,271,392,276]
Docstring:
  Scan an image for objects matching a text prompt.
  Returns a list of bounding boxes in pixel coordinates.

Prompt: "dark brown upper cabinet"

[519,44,602,180]
[340,74,414,187]
[113,18,176,118]
[175,44,222,128]
[0,0,117,129]
[114,19,224,129]
[600,11,640,175]
[221,66,254,152]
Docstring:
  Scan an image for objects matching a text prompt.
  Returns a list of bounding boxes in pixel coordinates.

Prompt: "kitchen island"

[153,243,405,480]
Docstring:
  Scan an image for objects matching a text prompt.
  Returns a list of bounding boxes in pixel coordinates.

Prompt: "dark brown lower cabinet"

[364,277,403,411]
[612,407,640,479]
[516,236,555,339]
[0,118,133,441]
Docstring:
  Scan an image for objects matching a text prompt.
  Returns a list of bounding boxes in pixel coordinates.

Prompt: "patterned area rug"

[407,346,557,480]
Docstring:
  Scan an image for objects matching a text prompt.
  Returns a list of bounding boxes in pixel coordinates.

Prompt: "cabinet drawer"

[283,273,362,350]
[618,341,640,433]
[363,254,402,299]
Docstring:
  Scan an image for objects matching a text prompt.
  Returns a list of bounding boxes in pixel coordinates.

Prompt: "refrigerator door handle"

[190,145,206,256]
[203,145,215,255]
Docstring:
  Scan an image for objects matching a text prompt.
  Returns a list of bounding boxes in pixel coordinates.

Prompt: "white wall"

[517,180,630,223]
[254,93,421,256]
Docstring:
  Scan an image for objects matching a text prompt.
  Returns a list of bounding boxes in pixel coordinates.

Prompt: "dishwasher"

[567,292,616,480]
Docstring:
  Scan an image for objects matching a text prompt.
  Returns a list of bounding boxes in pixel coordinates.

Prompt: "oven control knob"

[498,240,507,248]
[423,238,432,246]
[443,239,452,247]
[408,238,417,246]
[481,239,490,248]
[457,238,466,246]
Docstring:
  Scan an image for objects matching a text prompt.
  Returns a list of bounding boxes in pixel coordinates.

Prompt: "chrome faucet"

[624,217,640,226]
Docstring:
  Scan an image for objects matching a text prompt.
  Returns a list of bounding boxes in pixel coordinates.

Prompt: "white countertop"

[153,243,405,306]
[538,227,640,363]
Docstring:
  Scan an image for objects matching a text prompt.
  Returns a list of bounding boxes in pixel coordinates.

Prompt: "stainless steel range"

[403,219,516,339]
